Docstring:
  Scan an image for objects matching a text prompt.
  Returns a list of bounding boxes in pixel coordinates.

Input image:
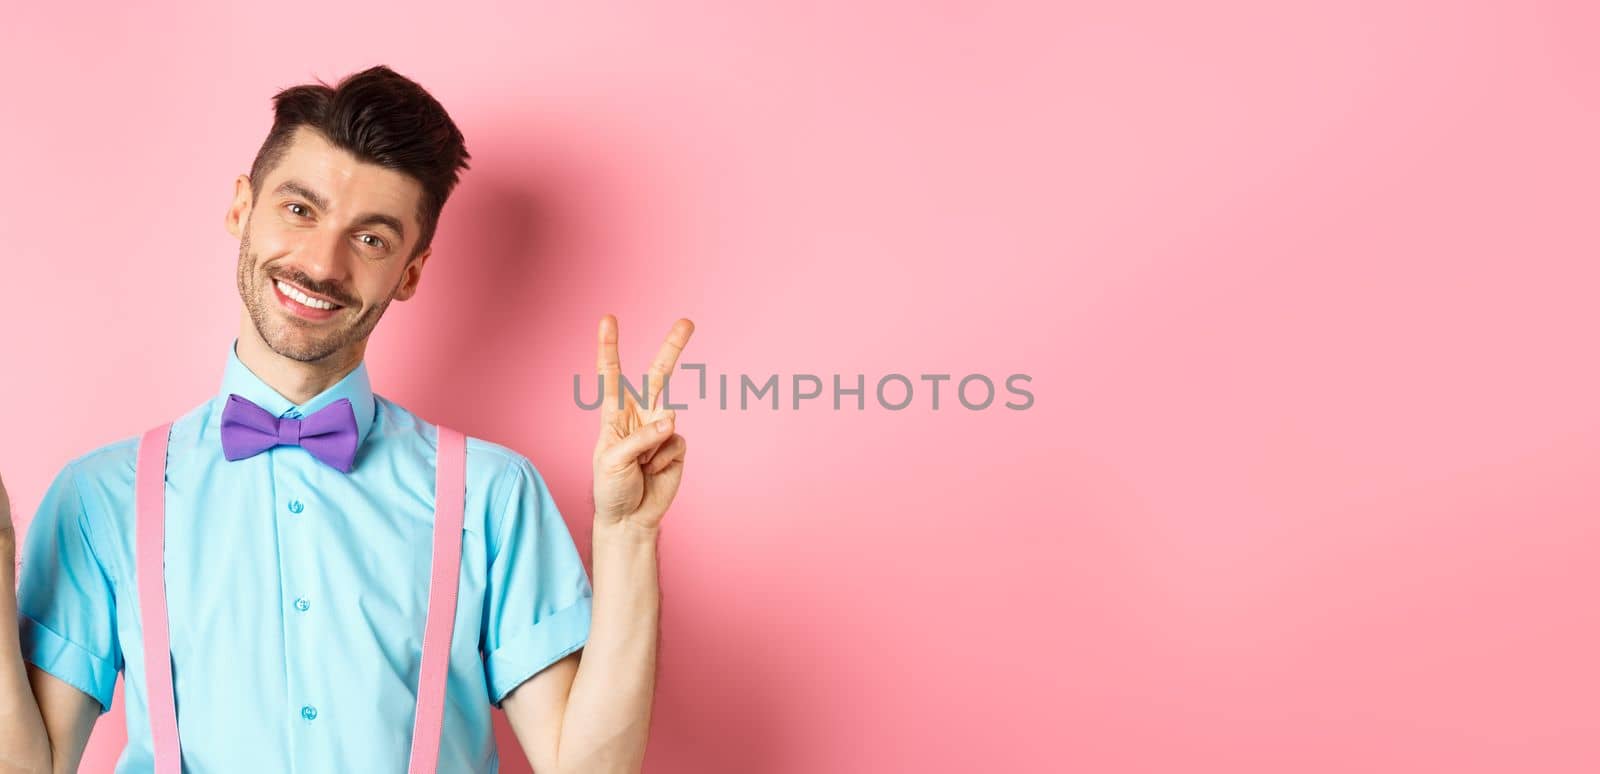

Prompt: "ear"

[225,174,253,238]
[392,247,432,302]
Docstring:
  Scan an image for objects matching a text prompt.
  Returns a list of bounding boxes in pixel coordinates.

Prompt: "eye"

[358,234,387,251]
[286,202,310,217]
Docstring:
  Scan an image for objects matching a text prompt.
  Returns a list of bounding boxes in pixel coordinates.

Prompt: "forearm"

[0,535,52,774]
[556,522,661,774]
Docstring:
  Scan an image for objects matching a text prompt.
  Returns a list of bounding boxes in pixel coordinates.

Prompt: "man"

[0,65,689,773]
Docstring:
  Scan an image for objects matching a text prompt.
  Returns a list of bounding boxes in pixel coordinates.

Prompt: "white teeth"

[276,280,337,310]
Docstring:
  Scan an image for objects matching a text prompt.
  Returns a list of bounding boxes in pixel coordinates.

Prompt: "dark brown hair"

[247,65,471,260]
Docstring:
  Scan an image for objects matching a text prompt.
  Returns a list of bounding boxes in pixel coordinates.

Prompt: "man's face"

[227,126,431,363]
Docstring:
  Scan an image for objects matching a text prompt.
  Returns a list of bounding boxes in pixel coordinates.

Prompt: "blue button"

[293,597,310,612]
[288,500,304,514]
[301,704,318,721]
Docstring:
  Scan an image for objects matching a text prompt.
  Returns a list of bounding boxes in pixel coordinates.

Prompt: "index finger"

[645,318,695,410]
[596,313,623,416]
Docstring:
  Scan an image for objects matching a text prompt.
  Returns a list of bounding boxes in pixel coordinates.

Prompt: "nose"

[290,227,354,297]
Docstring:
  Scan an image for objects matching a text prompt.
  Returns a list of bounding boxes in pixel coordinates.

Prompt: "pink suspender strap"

[136,423,182,774]
[407,425,467,774]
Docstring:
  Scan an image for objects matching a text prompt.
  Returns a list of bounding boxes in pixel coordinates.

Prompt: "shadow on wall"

[388,135,784,773]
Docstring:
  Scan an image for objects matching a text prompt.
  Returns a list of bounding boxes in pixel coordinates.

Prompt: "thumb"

[599,417,675,471]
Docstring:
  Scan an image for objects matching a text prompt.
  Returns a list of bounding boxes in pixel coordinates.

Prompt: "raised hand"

[1,472,12,546]
[591,314,694,535]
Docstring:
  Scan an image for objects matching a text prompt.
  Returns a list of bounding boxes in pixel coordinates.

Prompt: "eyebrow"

[272,179,408,242]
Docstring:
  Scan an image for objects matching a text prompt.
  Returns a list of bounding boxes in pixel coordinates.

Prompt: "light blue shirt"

[15,339,593,773]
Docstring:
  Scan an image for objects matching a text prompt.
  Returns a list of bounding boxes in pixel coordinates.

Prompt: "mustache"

[267,269,355,307]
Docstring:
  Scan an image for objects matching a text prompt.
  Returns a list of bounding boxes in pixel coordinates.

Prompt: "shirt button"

[287,500,305,514]
[301,705,318,721]
[293,597,310,612]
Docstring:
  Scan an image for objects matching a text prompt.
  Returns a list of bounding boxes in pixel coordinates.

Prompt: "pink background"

[3,2,1598,772]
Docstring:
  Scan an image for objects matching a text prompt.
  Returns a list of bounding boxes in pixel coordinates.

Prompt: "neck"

[236,309,365,405]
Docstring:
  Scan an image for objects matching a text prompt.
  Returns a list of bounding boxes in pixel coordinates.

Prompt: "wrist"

[592,518,661,547]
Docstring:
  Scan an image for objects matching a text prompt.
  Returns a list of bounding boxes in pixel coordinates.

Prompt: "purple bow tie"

[220,393,359,473]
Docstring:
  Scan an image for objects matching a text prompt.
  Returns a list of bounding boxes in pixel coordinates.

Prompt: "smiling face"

[227,125,432,363]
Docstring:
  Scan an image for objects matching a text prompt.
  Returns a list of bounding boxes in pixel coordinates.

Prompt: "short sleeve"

[479,456,594,707]
[15,461,123,713]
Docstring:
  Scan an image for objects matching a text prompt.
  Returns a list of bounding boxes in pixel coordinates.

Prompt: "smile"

[272,278,345,321]
[274,279,342,310]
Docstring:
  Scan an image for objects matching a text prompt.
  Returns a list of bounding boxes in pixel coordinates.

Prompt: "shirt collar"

[217,338,377,451]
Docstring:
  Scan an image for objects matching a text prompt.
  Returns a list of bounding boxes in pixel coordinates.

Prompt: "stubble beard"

[235,224,400,364]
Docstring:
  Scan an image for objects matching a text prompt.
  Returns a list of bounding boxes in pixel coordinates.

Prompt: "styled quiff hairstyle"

[246,65,471,260]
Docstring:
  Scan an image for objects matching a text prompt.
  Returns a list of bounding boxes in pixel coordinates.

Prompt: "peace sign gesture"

[591,314,694,536]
